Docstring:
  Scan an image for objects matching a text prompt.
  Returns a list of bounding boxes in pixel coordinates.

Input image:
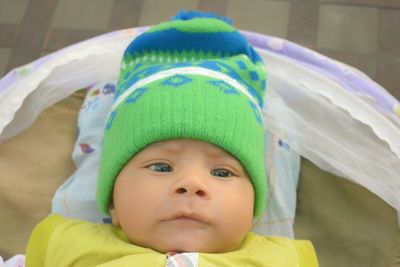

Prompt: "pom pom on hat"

[171,9,232,25]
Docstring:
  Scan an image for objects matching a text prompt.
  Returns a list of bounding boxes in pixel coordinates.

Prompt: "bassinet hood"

[0,27,399,223]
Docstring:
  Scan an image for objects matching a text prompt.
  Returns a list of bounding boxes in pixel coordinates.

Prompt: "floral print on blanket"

[53,80,117,223]
[77,82,116,154]
[79,143,95,154]
[81,83,116,113]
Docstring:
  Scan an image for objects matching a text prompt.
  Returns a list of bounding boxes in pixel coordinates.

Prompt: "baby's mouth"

[175,215,199,222]
[165,212,210,224]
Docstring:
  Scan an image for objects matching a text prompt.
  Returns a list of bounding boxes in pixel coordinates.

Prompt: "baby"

[26,10,318,266]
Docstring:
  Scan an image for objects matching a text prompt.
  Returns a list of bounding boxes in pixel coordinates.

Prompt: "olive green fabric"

[295,158,400,267]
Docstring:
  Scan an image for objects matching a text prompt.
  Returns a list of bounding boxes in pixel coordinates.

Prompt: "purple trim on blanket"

[0,27,398,118]
[242,31,398,115]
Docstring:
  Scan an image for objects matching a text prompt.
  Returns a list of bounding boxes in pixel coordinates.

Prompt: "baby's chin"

[125,226,247,253]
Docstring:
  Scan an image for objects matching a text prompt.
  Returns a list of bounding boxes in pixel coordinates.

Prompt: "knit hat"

[97,10,267,218]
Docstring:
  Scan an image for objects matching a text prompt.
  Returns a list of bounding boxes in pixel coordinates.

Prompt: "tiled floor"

[0,0,399,100]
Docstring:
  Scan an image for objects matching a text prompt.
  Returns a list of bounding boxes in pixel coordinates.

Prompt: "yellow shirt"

[26,214,318,267]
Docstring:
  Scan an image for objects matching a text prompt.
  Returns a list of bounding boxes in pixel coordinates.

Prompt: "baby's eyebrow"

[205,150,226,158]
[150,143,183,154]
[205,150,240,164]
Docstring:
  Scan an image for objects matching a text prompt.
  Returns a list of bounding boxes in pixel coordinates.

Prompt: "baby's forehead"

[140,139,237,160]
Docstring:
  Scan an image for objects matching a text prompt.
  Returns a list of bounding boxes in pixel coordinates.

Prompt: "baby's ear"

[109,204,120,226]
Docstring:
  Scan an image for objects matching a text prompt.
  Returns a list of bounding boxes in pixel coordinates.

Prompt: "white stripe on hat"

[108,66,263,122]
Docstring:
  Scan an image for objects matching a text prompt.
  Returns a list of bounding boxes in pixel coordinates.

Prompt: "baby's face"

[110,138,254,253]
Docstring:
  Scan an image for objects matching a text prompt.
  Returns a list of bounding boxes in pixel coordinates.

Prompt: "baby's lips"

[164,211,211,224]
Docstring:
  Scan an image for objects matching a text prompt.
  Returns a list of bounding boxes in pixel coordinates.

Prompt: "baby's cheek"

[232,183,254,225]
[217,184,253,219]
[235,180,254,208]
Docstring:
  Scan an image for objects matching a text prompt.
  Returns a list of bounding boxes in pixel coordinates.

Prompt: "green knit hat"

[97,10,267,218]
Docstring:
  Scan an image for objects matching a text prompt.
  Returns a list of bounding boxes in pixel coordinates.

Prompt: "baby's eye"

[148,163,173,172]
[211,169,233,178]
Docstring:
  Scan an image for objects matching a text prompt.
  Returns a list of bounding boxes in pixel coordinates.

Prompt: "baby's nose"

[175,186,207,197]
[173,173,209,198]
